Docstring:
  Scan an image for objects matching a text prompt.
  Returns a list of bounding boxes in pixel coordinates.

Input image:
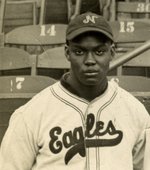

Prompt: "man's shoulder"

[9,81,61,129]
[12,81,60,116]
[109,80,150,128]
[109,78,141,103]
[109,79,149,113]
[113,81,150,120]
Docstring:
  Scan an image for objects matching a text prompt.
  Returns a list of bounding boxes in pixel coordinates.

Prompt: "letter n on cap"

[83,15,98,24]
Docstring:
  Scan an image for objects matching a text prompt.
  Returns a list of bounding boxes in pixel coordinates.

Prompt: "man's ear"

[110,43,116,59]
[65,45,71,61]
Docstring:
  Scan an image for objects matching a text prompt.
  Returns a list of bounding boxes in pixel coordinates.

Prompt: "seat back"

[79,0,101,14]
[71,0,111,20]
[39,0,71,24]
[110,0,150,21]
[37,46,70,79]
[0,75,56,93]
[0,47,36,75]
[37,46,70,69]
[111,20,150,49]
[122,48,150,77]
[4,24,67,54]
[110,20,150,76]
[2,0,37,33]
[0,75,56,143]
[108,75,150,92]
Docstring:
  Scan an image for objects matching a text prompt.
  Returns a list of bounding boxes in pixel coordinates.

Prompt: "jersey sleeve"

[133,109,150,170]
[0,110,38,170]
[143,127,150,170]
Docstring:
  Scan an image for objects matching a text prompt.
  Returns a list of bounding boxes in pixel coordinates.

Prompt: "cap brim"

[66,27,114,41]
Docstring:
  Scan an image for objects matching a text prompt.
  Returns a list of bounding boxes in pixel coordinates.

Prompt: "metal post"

[0,0,6,33]
[109,40,150,71]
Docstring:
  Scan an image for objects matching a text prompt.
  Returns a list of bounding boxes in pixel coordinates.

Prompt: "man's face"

[65,32,113,86]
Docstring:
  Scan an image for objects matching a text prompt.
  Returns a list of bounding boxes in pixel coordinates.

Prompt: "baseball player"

[0,12,150,170]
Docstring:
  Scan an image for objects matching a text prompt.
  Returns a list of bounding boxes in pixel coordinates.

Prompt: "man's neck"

[61,73,108,101]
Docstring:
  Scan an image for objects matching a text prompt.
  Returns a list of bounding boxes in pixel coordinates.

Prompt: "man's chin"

[82,79,100,86]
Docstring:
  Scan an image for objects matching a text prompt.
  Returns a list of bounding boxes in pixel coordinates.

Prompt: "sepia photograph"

[0,0,150,169]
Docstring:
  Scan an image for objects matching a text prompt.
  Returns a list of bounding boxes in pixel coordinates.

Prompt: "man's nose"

[84,52,96,66]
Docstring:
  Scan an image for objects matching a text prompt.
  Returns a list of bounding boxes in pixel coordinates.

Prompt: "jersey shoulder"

[109,79,149,117]
[9,81,60,125]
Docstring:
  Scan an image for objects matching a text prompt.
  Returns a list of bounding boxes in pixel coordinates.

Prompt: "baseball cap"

[66,12,114,42]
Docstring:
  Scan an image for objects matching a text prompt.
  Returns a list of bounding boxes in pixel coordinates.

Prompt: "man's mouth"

[83,70,99,76]
[84,72,98,76]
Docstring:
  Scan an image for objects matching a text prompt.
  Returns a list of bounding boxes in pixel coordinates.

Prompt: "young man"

[0,12,150,170]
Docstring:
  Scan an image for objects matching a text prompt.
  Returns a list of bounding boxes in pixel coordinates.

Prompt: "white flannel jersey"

[0,80,150,170]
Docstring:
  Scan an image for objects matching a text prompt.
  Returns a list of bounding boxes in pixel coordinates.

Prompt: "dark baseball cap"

[66,12,114,42]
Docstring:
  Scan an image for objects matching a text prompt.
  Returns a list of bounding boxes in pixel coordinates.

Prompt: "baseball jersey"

[0,79,150,170]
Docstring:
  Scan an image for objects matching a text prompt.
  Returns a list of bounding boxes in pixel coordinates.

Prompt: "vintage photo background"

[0,0,150,168]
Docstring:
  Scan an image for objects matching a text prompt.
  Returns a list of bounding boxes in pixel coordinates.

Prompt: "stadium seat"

[75,0,101,14]
[109,20,150,76]
[71,0,112,20]
[0,75,56,143]
[110,0,150,21]
[0,47,37,75]
[110,20,150,52]
[108,75,150,92]
[4,23,67,54]
[37,46,70,79]
[39,0,72,24]
[1,0,38,33]
[122,48,150,77]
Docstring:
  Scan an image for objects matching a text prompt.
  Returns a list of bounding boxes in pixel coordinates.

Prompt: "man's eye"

[74,50,84,55]
[95,50,106,56]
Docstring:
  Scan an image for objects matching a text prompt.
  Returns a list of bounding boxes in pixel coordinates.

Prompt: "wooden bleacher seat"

[37,46,70,79]
[110,0,150,21]
[0,75,56,143]
[39,0,72,24]
[78,0,101,14]
[109,20,150,76]
[122,48,150,77]
[110,20,150,52]
[108,75,150,92]
[0,47,36,75]
[1,0,38,33]
[71,0,112,20]
[4,24,67,54]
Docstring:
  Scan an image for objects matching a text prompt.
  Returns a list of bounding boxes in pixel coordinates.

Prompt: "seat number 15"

[120,21,135,33]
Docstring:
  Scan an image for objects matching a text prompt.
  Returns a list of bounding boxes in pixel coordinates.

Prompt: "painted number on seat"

[120,21,135,33]
[16,77,25,89]
[137,3,150,12]
[40,25,56,36]
[10,77,25,92]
